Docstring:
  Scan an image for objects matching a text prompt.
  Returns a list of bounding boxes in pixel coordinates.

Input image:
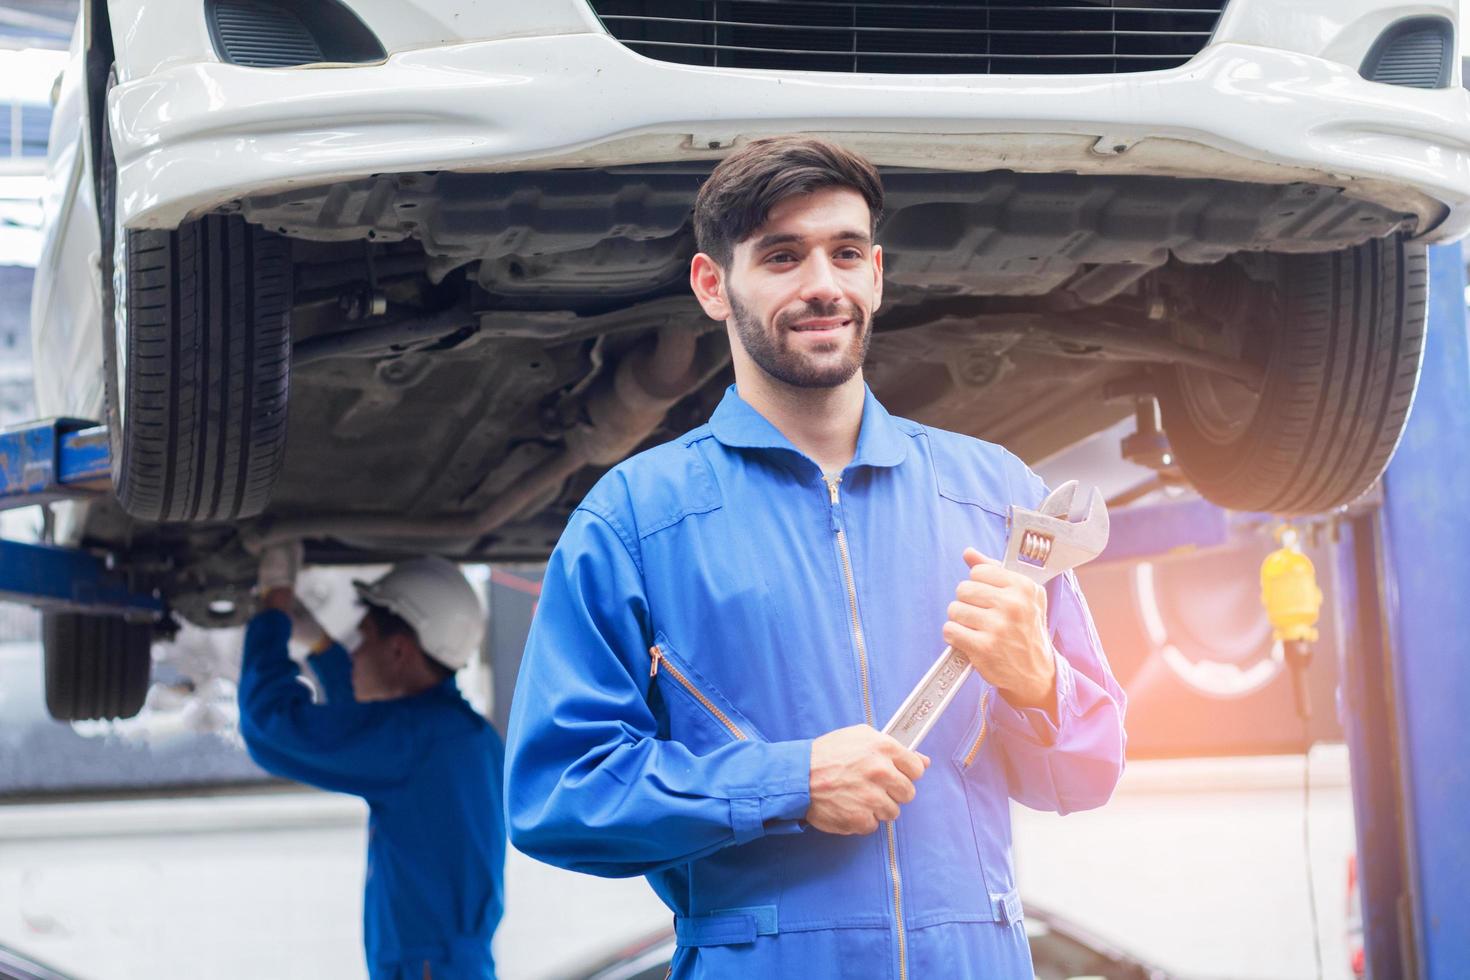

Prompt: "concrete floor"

[0,748,1353,980]
[0,792,671,980]
[1013,746,1355,980]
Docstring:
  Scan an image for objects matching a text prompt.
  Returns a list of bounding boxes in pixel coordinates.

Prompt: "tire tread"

[42,612,151,722]
[1159,234,1427,514]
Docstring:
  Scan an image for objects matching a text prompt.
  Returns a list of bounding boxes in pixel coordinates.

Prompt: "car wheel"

[98,70,292,523]
[1157,233,1426,514]
[42,611,152,721]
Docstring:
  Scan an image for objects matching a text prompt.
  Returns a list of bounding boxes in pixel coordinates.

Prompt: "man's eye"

[764,252,796,264]
[836,247,865,260]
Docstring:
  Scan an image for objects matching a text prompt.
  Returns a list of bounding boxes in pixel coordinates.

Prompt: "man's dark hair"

[363,602,452,681]
[693,136,884,268]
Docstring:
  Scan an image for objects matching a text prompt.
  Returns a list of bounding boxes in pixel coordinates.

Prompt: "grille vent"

[212,2,323,67]
[207,0,386,68]
[1361,17,1452,89]
[588,0,1231,75]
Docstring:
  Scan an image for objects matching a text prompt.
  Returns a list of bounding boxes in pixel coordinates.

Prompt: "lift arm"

[0,417,110,508]
[0,418,163,619]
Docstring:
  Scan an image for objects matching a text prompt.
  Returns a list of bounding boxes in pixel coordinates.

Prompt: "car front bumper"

[109,31,1470,241]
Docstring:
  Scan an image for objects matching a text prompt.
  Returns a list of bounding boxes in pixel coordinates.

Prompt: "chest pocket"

[647,631,768,752]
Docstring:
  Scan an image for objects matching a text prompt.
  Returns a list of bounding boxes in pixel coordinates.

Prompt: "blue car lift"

[1334,245,1470,980]
[0,418,163,619]
[1089,246,1470,979]
[2,255,1467,976]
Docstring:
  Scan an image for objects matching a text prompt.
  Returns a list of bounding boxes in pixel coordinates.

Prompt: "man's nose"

[798,253,844,305]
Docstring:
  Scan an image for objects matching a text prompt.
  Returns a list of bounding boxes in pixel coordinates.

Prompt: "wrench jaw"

[1003,486,1111,585]
[1039,480,1079,520]
[1054,487,1109,572]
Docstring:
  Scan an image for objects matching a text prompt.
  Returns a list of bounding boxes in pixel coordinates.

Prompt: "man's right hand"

[806,725,931,835]
[257,541,303,594]
[259,587,295,613]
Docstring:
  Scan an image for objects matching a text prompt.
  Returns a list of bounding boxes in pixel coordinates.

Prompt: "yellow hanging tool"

[1260,526,1323,720]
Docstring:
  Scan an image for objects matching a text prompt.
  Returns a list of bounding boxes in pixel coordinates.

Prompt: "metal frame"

[1093,497,1274,566]
[0,417,109,507]
[0,417,163,620]
[0,538,163,619]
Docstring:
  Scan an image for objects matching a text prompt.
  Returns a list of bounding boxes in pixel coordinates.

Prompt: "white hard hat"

[352,558,484,671]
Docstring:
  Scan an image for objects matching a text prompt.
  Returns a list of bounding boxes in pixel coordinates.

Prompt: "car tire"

[1157,233,1427,515]
[99,70,292,523]
[42,612,153,721]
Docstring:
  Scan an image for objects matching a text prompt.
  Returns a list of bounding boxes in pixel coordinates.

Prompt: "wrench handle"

[881,546,1027,750]
[880,646,974,751]
[881,490,1106,753]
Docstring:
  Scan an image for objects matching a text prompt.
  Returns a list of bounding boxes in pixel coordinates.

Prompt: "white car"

[29,0,1470,717]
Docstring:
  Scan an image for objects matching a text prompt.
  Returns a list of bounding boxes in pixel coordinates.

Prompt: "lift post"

[1040,245,1470,978]
[1337,243,1470,980]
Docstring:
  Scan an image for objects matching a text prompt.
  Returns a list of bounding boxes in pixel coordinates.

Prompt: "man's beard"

[728,289,872,389]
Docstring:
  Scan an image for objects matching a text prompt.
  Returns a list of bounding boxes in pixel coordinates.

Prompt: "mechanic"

[239,548,505,980]
[504,135,1127,978]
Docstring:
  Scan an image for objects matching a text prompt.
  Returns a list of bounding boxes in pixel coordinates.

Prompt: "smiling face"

[693,186,884,391]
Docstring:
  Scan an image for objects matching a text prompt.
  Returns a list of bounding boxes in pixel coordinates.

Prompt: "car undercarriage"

[75,165,1422,629]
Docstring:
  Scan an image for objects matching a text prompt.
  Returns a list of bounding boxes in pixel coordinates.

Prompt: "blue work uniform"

[506,384,1127,979]
[238,610,505,980]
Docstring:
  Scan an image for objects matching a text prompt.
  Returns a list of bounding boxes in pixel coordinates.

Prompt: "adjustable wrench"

[880,480,1110,751]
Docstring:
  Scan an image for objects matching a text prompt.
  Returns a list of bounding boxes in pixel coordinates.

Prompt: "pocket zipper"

[649,644,748,741]
[962,690,993,768]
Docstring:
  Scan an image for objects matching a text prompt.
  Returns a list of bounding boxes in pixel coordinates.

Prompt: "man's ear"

[689,252,731,323]
[871,243,884,315]
[387,634,414,673]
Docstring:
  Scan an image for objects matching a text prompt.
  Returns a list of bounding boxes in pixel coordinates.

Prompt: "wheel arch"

[81,0,116,237]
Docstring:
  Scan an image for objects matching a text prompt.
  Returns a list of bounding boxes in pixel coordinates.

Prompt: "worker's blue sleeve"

[238,610,422,798]
[989,569,1128,814]
[505,508,813,879]
[307,643,354,704]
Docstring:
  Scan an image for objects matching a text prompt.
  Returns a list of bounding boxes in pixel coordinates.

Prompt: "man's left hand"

[942,547,1056,712]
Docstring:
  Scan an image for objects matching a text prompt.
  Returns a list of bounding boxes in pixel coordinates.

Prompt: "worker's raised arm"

[274,595,357,705]
[237,610,421,798]
[505,506,813,878]
[306,642,355,705]
[988,569,1128,814]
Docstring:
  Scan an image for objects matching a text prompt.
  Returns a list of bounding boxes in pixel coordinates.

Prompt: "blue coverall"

[239,610,505,980]
[506,385,1127,978]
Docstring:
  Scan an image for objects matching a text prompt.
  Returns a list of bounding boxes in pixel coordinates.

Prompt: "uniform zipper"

[826,477,876,723]
[649,644,747,741]
[824,476,907,980]
[962,690,993,768]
